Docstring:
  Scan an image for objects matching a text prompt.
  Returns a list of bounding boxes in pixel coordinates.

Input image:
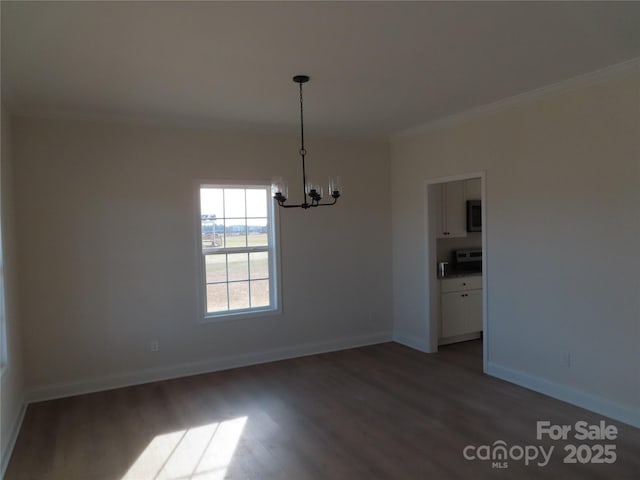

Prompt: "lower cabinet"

[439,276,482,343]
[441,289,482,337]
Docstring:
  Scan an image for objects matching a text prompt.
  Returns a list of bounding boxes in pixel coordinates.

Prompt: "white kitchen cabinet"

[440,276,482,293]
[436,181,467,238]
[440,277,482,341]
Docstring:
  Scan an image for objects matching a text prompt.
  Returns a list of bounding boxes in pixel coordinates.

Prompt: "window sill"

[200,307,281,325]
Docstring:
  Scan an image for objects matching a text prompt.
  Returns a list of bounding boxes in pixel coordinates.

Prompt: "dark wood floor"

[6,341,640,479]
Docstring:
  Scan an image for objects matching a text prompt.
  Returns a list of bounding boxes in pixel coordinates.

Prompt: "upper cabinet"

[437,181,467,238]
[436,178,481,239]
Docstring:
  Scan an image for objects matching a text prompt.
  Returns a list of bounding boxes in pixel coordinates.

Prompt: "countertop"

[439,270,482,279]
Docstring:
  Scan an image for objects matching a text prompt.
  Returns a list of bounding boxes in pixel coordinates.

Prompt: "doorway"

[425,172,488,372]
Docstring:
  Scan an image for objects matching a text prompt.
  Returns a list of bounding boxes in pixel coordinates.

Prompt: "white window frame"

[196,181,281,323]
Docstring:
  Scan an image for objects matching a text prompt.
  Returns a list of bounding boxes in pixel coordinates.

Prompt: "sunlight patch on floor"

[122,416,248,480]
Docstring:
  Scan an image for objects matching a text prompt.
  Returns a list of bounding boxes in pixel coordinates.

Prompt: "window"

[198,184,278,319]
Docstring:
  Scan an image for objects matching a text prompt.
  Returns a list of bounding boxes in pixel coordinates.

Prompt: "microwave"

[467,200,482,232]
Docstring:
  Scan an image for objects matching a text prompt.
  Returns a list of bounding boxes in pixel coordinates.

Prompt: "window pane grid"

[203,249,269,259]
[200,185,274,316]
[225,253,230,308]
[206,278,269,285]
[222,190,226,248]
[206,280,270,312]
[244,189,248,251]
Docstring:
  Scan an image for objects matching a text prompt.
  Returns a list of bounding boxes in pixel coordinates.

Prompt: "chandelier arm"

[313,198,339,207]
[277,200,316,209]
[277,198,336,208]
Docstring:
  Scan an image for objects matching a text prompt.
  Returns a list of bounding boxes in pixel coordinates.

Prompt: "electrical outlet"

[150,340,159,352]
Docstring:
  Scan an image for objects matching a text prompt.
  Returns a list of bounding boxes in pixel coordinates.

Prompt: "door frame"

[424,171,488,373]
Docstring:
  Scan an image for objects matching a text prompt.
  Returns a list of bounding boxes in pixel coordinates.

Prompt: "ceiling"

[2,1,639,138]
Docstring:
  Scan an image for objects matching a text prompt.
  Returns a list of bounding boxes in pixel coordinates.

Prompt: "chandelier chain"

[299,82,306,156]
[299,81,307,204]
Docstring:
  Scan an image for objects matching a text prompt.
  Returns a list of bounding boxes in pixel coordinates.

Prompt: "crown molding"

[392,56,640,140]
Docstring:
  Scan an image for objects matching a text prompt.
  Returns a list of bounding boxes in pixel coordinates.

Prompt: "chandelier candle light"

[272,75,341,209]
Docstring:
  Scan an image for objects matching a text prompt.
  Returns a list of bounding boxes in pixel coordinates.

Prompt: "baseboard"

[487,361,640,429]
[438,332,481,346]
[1,398,27,479]
[27,331,393,403]
[392,331,432,353]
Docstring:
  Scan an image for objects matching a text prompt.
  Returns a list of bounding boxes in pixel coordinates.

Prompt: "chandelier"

[271,75,341,209]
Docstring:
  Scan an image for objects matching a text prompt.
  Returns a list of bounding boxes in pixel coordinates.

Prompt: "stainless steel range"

[453,248,482,273]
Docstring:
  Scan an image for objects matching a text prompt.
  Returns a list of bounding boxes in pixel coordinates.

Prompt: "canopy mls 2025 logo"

[463,420,618,469]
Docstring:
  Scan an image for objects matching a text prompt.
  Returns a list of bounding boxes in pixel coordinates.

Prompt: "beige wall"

[391,65,640,424]
[12,117,392,393]
[1,105,25,472]
[6,61,638,432]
